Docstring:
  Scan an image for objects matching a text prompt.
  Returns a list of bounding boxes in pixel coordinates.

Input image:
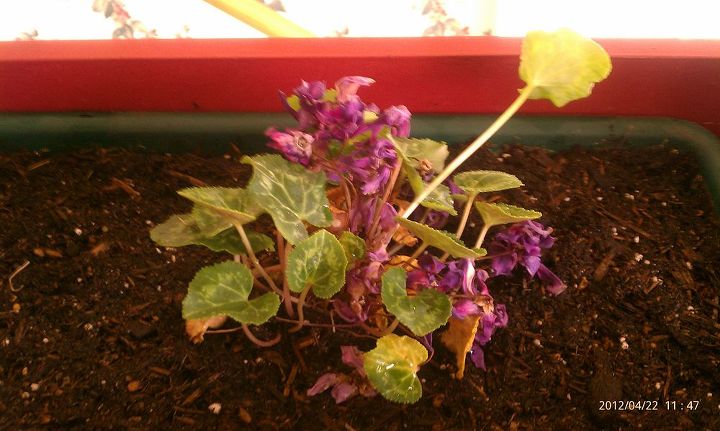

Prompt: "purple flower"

[452,299,480,319]
[380,105,411,137]
[340,345,365,373]
[470,304,508,370]
[336,76,375,103]
[265,128,314,166]
[489,221,565,295]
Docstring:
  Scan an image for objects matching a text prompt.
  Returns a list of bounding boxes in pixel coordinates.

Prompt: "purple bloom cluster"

[408,255,509,370]
[489,221,566,295]
[268,76,411,196]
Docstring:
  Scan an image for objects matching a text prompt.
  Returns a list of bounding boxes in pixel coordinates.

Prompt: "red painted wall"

[1,37,719,135]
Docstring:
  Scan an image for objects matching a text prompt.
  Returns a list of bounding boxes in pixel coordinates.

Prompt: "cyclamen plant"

[151,29,611,404]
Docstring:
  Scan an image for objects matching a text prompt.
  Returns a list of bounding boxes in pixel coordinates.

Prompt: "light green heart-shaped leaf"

[286,230,347,299]
[363,334,428,404]
[150,214,273,255]
[394,137,449,173]
[519,28,612,107]
[242,154,332,245]
[453,170,523,194]
[338,231,366,263]
[393,142,457,216]
[474,202,542,227]
[182,261,280,325]
[395,218,484,258]
[178,187,262,226]
[381,267,452,336]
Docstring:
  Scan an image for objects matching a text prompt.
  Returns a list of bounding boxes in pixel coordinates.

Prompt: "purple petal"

[331,382,358,404]
[491,253,517,276]
[452,300,480,319]
[536,263,566,295]
[523,255,541,276]
[335,76,375,103]
[494,304,508,328]
[470,345,486,370]
[340,346,364,372]
[418,254,446,275]
[307,373,338,396]
[381,105,411,137]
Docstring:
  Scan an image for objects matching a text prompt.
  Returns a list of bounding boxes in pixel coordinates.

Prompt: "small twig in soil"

[166,169,207,187]
[107,177,141,198]
[8,260,30,292]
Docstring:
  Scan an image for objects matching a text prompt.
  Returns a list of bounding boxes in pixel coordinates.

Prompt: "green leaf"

[395,218,484,258]
[150,214,273,255]
[191,204,232,236]
[381,267,452,336]
[242,155,332,245]
[178,187,262,226]
[199,229,275,255]
[363,334,428,404]
[453,170,523,194]
[474,202,542,227]
[519,28,612,107]
[286,230,347,299]
[338,232,366,263]
[393,142,457,216]
[394,137,449,173]
[182,261,280,325]
[151,214,203,247]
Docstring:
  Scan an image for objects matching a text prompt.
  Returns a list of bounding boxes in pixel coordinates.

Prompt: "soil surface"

[1,142,719,430]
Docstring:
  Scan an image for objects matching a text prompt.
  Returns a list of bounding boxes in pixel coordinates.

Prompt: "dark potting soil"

[0,142,719,430]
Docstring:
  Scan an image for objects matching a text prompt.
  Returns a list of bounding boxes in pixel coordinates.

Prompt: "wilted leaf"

[440,315,481,379]
[185,315,227,344]
[395,218,484,259]
[453,170,523,194]
[183,261,280,325]
[338,232,365,263]
[381,267,452,336]
[243,154,332,244]
[363,334,428,404]
[393,140,457,215]
[178,187,262,226]
[394,137,449,173]
[150,214,273,255]
[519,28,612,107]
[286,230,347,298]
[474,202,542,227]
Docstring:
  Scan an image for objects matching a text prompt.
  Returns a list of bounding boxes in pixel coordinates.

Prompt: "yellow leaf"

[441,315,481,379]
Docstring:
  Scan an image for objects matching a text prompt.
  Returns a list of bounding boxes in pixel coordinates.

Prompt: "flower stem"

[402,85,535,218]
[241,323,281,347]
[368,156,403,240]
[290,284,312,333]
[234,223,283,297]
[276,230,296,318]
[455,193,478,239]
[474,224,491,249]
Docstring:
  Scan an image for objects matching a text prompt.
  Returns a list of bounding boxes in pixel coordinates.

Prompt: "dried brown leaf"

[441,315,481,379]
